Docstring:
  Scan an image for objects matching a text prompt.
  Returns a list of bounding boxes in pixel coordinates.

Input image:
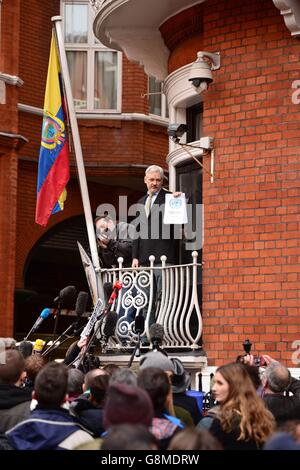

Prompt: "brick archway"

[14,215,92,338]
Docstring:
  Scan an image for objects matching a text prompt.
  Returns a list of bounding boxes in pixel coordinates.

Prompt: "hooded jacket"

[0,384,31,433]
[6,407,93,450]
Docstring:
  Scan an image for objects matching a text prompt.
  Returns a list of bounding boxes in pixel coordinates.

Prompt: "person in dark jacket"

[138,367,184,450]
[262,359,300,425]
[131,165,181,336]
[171,357,202,426]
[70,373,109,437]
[6,362,93,450]
[0,349,31,433]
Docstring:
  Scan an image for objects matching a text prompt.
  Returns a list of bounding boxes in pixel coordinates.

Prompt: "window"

[186,103,203,143]
[176,161,202,338]
[176,160,202,260]
[148,76,168,119]
[62,1,121,112]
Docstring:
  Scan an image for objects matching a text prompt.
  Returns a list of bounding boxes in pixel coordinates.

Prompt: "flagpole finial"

[51,16,62,23]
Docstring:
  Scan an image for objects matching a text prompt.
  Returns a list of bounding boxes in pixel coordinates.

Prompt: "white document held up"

[164,193,188,224]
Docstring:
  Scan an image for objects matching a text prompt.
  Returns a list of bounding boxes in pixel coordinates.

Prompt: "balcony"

[90,0,205,80]
[98,251,203,353]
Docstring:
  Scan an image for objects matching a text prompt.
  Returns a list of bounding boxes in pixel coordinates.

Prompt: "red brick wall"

[0,0,21,336]
[166,0,300,365]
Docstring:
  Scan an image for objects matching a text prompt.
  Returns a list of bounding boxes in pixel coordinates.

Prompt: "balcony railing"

[101,251,202,351]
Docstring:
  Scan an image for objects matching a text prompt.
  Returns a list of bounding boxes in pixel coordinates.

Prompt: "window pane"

[149,76,162,115]
[64,4,88,43]
[94,51,118,109]
[186,104,203,142]
[66,51,87,109]
[176,161,202,260]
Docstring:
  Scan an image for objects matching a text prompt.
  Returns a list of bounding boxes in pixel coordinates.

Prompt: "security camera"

[188,51,220,94]
[167,123,187,143]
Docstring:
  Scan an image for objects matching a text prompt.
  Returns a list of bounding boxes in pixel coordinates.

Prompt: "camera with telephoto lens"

[241,339,265,367]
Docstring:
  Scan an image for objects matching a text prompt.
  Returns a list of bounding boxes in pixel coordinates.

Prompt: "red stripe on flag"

[35,144,69,226]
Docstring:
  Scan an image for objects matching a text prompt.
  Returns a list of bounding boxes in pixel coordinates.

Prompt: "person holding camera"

[95,215,133,268]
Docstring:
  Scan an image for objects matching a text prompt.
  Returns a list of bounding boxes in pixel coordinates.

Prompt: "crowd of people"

[0,338,300,451]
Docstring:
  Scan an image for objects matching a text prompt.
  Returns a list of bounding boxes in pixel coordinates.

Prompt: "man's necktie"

[145,194,153,218]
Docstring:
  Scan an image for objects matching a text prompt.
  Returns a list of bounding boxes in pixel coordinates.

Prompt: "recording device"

[24,308,52,340]
[18,340,33,358]
[75,291,89,317]
[149,323,164,351]
[134,313,145,334]
[54,285,77,307]
[74,291,89,331]
[33,339,45,354]
[103,310,118,341]
[241,339,266,367]
[103,282,113,303]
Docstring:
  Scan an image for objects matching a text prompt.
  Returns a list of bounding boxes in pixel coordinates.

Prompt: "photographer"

[95,215,133,268]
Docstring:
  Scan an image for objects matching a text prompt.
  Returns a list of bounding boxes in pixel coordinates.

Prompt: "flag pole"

[51,16,104,301]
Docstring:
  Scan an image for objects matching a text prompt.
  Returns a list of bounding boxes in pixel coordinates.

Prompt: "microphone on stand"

[103,310,118,342]
[52,285,77,341]
[149,323,167,356]
[103,282,113,303]
[24,308,52,341]
[54,285,77,307]
[73,291,89,332]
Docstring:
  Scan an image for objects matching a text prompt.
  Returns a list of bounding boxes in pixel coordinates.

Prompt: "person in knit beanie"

[103,383,153,429]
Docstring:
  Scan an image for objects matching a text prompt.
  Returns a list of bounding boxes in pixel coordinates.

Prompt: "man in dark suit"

[132,165,180,336]
[132,165,179,268]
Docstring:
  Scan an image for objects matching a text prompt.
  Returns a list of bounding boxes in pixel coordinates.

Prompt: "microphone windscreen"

[149,323,164,342]
[103,311,118,338]
[18,340,33,358]
[75,292,89,318]
[134,314,145,333]
[103,282,113,302]
[40,308,51,319]
[59,285,77,306]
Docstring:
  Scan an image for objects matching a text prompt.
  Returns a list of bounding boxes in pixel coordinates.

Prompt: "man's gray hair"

[264,361,291,393]
[145,165,164,178]
[109,367,137,387]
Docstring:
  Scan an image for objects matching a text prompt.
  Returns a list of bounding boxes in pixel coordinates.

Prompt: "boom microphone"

[149,323,166,354]
[103,310,118,340]
[149,323,164,345]
[75,291,89,318]
[24,308,51,340]
[103,282,113,303]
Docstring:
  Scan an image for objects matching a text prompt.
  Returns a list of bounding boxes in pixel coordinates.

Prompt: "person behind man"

[95,214,133,268]
[6,362,93,450]
[131,165,180,335]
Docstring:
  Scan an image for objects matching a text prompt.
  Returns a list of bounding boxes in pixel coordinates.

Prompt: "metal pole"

[51,16,104,301]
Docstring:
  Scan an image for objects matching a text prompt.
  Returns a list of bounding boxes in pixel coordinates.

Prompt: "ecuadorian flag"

[35,32,69,226]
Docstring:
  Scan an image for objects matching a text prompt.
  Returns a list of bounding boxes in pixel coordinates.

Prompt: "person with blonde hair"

[210,362,275,450]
